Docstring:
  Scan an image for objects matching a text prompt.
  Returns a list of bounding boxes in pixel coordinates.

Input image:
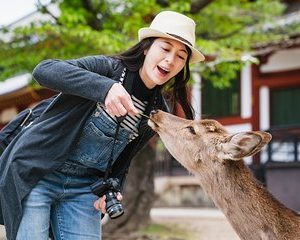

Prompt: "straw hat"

[138,11,205,63]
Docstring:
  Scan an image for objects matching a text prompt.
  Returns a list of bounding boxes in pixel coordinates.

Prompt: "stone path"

[150,208,239,240]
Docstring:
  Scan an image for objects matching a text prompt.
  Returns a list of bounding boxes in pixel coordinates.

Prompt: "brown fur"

[149,110,300,240]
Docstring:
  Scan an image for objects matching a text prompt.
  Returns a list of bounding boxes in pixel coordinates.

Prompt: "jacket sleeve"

[32,55,119,103]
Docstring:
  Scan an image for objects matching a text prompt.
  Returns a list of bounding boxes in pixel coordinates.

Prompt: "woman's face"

[139,38,189,89]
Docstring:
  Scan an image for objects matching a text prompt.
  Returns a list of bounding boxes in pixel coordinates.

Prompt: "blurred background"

[0,0,300,239]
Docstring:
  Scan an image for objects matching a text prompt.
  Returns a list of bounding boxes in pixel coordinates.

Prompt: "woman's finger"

[112,100,128,116]
[107,101,124,117]
[116,192,123,201]
[94,196,107,213]
[105,83,138,116]
[121,97,139,116]
[93,199,101,210]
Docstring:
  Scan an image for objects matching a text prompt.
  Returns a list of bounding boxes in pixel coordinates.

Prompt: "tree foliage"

[0,0,297,88]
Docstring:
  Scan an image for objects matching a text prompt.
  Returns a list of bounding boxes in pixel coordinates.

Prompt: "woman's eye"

[178,55,185,60]
[162,47,169,52]
[186,126,196,135]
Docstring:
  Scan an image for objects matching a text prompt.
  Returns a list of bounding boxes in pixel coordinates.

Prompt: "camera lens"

[106,191,124,219]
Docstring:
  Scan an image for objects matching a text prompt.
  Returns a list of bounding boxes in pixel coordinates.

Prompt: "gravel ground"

[152,217,239,240]
[0,225,5,240]
[150,208,239,240]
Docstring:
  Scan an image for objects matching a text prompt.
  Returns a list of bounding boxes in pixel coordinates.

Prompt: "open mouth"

[157,66,169,76]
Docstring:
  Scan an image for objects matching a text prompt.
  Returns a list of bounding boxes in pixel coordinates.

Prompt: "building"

[0,3,58,128]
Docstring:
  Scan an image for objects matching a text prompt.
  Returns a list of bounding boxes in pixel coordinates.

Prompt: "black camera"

[91,178,124,219]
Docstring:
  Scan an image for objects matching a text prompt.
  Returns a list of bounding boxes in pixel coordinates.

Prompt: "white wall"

[191,72,202,120]
[0,73,31,95]
[240,63,252,119]
[260,48,300,73]
[259,86,270,131]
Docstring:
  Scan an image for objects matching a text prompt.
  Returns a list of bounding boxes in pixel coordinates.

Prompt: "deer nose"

[150,109,158,117]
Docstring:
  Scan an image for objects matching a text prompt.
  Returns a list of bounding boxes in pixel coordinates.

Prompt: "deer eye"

[206,126,216,132]
[186,126,196,135]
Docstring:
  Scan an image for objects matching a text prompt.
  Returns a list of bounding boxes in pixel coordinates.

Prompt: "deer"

[148,110,300,240]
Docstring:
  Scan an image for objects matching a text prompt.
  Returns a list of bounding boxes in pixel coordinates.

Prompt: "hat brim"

[138,28,205,63]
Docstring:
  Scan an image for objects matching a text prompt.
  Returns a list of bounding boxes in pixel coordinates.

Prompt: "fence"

[264,125,300,211]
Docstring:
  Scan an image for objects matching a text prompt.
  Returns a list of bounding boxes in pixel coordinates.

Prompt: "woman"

[0,11,204,240]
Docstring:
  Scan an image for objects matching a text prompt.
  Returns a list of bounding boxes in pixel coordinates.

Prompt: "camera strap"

[104,116,124,179]
[103,67,132,180]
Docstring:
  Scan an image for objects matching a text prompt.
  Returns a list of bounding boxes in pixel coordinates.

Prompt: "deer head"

[148,110,272,171]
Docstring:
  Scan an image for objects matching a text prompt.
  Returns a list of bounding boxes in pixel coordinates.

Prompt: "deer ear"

[218,131,272,161]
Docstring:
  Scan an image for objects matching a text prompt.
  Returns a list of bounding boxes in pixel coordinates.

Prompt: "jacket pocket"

[68,121,115,168]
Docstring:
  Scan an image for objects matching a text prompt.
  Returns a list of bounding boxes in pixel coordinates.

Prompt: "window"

[271,87,300,128]
[202,78,240,118]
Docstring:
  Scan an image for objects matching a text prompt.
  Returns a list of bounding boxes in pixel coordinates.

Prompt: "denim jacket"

[0,55,168,240]
[60,105,133,174]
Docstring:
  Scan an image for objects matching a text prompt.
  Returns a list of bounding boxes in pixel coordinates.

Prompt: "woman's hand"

[93,193,123,214]
[105,83,139,117]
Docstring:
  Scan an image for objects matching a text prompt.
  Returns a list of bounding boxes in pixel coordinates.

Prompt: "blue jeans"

[16,171,101,240]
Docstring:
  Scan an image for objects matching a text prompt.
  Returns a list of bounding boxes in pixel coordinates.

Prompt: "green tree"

[1,0,298,85]
[0,0,299,235]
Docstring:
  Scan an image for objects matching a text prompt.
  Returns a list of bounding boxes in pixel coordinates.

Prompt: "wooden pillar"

[251,63,261,164]
[251,64,260,131]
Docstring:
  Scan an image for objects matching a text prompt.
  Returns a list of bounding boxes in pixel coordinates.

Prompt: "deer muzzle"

[148,109,160,131]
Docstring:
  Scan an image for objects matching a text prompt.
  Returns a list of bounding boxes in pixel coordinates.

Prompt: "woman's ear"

[144,49,148,55]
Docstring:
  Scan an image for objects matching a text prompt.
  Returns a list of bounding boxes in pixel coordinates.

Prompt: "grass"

[140,223,195,240]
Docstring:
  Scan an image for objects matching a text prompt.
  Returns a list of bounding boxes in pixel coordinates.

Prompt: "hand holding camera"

[91,178,124,219]
[94,192,123,214]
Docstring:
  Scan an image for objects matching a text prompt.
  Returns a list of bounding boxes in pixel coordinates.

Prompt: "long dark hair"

[113,37,194,120]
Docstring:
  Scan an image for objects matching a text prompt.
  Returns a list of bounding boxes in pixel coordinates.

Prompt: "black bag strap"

[0,95,56,152]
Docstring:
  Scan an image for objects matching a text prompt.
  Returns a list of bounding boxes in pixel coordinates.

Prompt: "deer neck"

[191,160,300,240]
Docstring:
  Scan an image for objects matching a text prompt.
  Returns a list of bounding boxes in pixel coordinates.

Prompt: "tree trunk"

[190,0,215,13]
[103,143,156,236]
